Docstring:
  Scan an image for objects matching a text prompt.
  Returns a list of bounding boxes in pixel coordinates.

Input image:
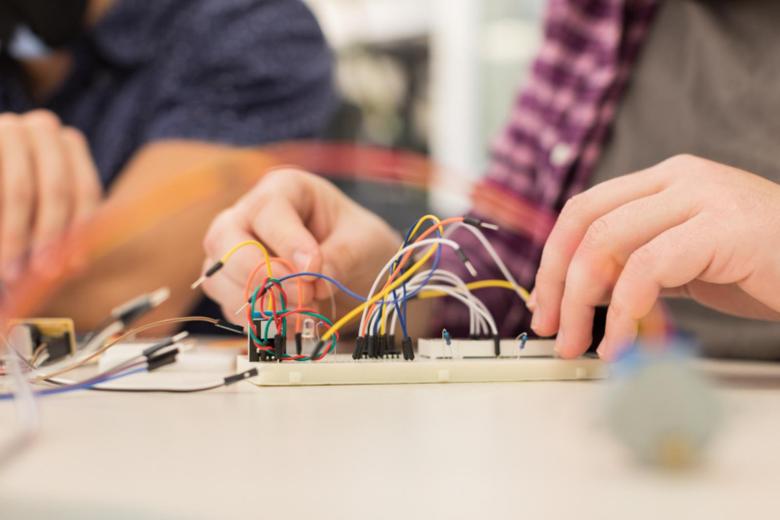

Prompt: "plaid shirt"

[439,0,659,336]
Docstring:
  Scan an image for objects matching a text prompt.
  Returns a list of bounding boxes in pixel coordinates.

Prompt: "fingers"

[247,194,322,274]
[266,261,313,306]
[23,111,71,260]
[201,255,316,322]
[202,204,319,305]
[0,114,34,280]
[315,210,400,301]
[61,127,102,221]
[202,168,400,322]
[554,190,695,357]
[0,111,102,281]
[533,167,669,337]
[317,233,358,301]
[598,216,713,359]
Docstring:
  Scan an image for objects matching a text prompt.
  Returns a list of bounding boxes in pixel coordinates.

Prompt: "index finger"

[23,111,71,259]
[532,167,668,337]
[0,114,34,280]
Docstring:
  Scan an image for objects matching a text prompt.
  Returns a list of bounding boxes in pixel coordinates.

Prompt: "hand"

[201,168,401,322]
[0,110,102,281]
[531,154,780,360]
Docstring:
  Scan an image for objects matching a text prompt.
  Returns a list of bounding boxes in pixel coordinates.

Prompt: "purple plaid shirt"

[438,0,658,336]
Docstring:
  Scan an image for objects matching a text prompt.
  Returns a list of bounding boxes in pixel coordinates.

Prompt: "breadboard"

[237,353,606,386]
[417,338,555,359]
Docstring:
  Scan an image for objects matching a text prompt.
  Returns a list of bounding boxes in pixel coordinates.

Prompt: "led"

[302,318,316,340]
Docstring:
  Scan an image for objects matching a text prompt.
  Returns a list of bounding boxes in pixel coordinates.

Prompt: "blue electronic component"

[517,332,528,350]
[605,340,721,468]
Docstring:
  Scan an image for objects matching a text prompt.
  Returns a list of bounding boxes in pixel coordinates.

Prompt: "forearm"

[36,141,268,333]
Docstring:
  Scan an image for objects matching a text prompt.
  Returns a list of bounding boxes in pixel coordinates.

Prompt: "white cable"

[380,270,478,335]
[366,268,476,335]
[384,269,497,336]
[362,223,522,338]
[413,284,496,335]
[402,269,480,334]
[358,238,468,334]
[446,223,527,302]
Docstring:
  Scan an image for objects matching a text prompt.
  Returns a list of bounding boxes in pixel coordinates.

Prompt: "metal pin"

[516,332,528,350]
[190,275,207,290]
[172,331,189,343]
[234,302,249,315]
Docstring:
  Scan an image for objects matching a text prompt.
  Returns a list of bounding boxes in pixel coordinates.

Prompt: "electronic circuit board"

[236,339,606,386]
[194,216,613,387]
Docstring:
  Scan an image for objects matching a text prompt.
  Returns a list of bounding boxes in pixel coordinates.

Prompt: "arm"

[38,0,334,331]
[38,141,264,332]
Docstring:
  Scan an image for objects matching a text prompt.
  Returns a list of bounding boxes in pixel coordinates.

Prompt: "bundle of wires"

[195,214,531,362]
[247,276,338,361]
[1,289,256,400]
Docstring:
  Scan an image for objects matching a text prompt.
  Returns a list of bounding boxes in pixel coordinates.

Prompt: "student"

[0,0,333,328]
[201,0,780,359]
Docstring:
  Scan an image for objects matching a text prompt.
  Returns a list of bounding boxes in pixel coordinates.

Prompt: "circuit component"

[517,332,528,352]
[8,318,77,365]
[417,337,554,359]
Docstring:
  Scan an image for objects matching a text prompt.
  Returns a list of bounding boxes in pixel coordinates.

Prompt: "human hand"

[201,168,401,321]
[0,110,102,281]
[531,155,780,360]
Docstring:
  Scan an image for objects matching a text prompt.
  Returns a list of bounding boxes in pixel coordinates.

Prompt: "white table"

[2,352,780,519]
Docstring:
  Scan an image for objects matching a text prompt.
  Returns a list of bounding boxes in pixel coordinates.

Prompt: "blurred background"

[306,0,545,227]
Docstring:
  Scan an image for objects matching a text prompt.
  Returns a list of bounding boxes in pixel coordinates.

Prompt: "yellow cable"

[219,240,274,312]
[378,214,443,335]
[220,240,273,277]
[405,214,441,243]
[324,236,440,341]
[418,279,530,302]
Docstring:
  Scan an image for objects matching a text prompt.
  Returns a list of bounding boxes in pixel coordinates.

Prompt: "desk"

[1,351,780,519]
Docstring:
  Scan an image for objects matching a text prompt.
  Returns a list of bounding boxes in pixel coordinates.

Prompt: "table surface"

[2,348,780,519]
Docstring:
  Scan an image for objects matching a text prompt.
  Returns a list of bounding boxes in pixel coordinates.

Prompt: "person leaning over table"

[0,0,333,329]
[200,0,780,360]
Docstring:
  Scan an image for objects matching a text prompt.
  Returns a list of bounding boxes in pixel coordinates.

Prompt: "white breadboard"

[237,353,606,386]
[417,338,555,359]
